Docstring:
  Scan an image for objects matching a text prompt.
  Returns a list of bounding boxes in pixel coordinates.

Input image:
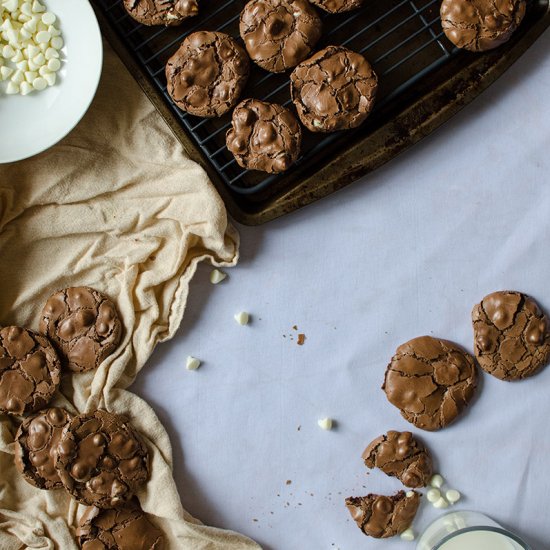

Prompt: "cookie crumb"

[297,333,306,345]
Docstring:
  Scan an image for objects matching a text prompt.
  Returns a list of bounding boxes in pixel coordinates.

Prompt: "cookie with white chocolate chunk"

[345,490,420,538]
[472,291,550,380]
[77,499,164,550]
[123,0,199,26]
[55,410,149,508]
[39,287,122,373]
[0,326,61,416]
[362,430,432,488]
[15,407,73,489]
[226,99,302,173]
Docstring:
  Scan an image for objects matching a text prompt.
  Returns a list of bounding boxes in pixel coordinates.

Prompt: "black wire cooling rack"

[92,0,457,193]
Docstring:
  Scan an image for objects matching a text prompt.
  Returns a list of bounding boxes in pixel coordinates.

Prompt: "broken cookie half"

[345,490,420,538]
[362,430,433,488]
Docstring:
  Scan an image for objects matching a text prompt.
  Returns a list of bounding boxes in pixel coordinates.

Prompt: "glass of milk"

[417,511,531,550]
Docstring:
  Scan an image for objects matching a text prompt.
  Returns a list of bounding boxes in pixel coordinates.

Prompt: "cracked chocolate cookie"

[382,336,477,431]
[240,0,322,73]
[15,407,73,489]
[472,291,550,380]
[165,31,250,118]
[309,0,364,13]
[77,500,164,550]
[123,0,199,26]
[0,326,61,416]
[226,99,301,173]
[39,287,122,373]
[345,491,420,538]
[55,410,149,508]
[290,45,378,133]
[440,0,526,52]
[362,431,432,488]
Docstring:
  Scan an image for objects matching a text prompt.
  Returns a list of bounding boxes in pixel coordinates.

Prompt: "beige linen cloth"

[0,41,261,550]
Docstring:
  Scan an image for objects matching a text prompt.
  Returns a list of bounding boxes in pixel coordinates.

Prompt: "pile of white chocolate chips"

[0,0,63,95]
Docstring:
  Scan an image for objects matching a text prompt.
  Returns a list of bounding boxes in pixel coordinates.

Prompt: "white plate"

[0,0,102,164]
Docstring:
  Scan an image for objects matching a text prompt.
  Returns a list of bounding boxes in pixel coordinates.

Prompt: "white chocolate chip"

[43,70,55,86]
[186,356,201,371]
[19,79,32,94]
[400,527,415,541]
[209,268,227,284]
[50,35,62,49]
[445,489,461,504]
[313,119,323,128]
[46,56,59,71]
[5,80,18,93]
[32,52,44,65]
[41,11,54,24]
[24,69,36,82]
[11,68,24,83]
[430,474,444,488]
[405,491,415,498]
[234,311,249,325]
[34,29,49,43]
[44,46,58,59]
[433,497,449,509]
[32,0,46,13]
[32,75,45,90]
[317,417,333,430]
[426,488,441,502]
[0,65,13,79]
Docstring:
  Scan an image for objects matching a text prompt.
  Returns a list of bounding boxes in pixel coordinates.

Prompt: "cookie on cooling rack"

[309,0,365,13]
[240,0,322,73]
[123,0,199,26]
[166,31,250,118]
[226,99,302,174]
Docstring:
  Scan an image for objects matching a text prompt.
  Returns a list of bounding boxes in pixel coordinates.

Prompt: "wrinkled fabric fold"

[0,39,260,550]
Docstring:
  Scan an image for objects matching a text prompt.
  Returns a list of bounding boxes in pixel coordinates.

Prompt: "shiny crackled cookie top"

[440,0,526,51]
[240,0,322,73]
[123,0,199,26]
[39,286,122,373]
[290,46,378,133]
[472,290,550,380]
[383,336,477,431]
[55,410,149,508]
[0,326,61,415]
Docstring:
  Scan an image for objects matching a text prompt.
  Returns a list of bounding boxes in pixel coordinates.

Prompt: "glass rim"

[433,526,531,550]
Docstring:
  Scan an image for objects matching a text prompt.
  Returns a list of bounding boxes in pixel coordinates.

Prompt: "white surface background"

[134,29,550,550]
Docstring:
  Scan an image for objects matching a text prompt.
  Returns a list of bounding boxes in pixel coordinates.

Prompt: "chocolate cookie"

[309,0,364,13]
[226,99,302,173]
[55,410,149,508]
[440,0,526,52]
[123,0,199,26]
[362,431,432,488]
[15,407,73,489]
[472,291,550,380]
[345,491,420,538]
[382,336,477,431]
[0,326,61,416]
[77,500,164,550]
[290,46,378,132]
[240,0,322,73]
[165,31,250,118]
[39,287,122,373]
